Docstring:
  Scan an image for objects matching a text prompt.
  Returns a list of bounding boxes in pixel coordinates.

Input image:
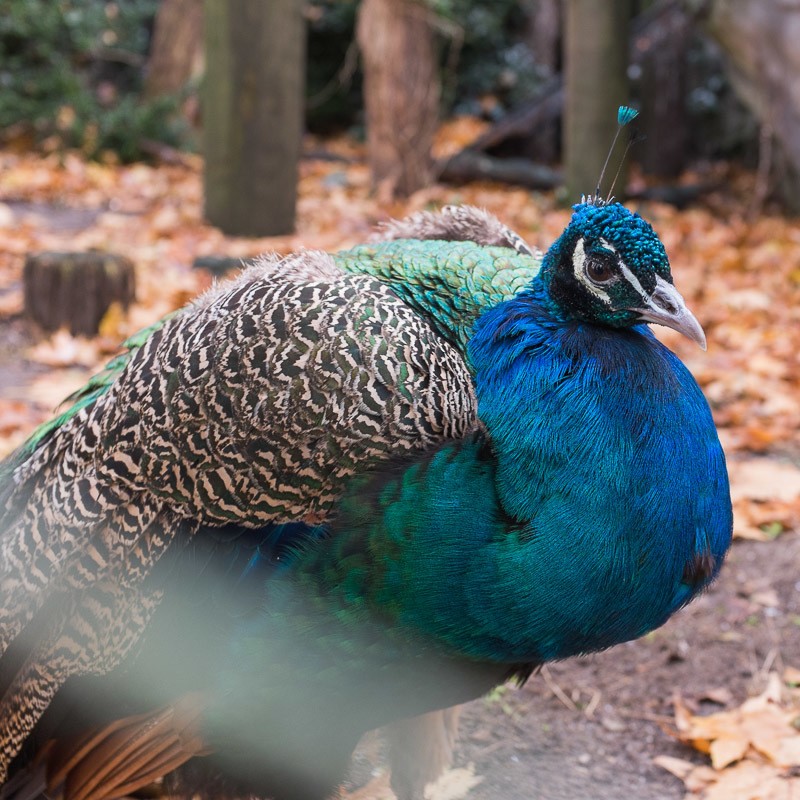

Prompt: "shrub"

[0,0,186,161]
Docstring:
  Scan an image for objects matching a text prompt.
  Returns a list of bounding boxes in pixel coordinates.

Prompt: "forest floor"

[0,130,799,800]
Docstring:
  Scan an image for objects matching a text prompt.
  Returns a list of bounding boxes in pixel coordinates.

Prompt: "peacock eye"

[585,256,616,284]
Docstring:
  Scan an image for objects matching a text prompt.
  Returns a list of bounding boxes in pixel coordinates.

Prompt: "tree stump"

[23,252,136,337]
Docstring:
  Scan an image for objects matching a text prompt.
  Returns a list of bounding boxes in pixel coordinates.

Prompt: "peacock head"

[539,200,706,348]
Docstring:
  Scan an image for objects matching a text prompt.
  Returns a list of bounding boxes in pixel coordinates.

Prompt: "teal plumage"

[335,239,540,347]
[0,203,731,800]
[617,105,639,126]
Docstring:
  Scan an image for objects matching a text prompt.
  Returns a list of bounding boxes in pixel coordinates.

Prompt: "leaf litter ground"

[0,133,798,800]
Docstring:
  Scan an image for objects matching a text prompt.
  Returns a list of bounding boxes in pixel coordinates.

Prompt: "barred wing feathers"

[0,253,478,777]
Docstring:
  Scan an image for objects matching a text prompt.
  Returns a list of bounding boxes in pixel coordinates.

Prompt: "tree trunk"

[522,0,562,163]
[144,0,204,100]
[563,0,632,201]
[525,0,562,72]
[701,0,800,210]
[203,0,306,236]
[357,0,439,199]
[24,252,135,337]
[633,0,690,178]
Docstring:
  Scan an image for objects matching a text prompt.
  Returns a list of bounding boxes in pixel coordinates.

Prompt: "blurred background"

[1,0,799,224]
[0,2,799,799]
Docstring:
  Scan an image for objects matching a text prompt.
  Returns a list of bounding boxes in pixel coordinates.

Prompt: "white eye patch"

[598,238,652,304]
[572,237,650,308]
[599,238,616,253]
[617,262,651,306]
[572,238,613,305]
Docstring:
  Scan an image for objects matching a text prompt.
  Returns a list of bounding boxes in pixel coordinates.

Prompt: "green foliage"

[306,1,361,131]
[0,0,186,161]
[431,0,546,115]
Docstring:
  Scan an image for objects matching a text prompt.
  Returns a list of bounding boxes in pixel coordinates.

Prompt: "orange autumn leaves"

[657,670,800,799]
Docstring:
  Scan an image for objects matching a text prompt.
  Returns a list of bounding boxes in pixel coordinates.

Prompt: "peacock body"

[0,203,732,800]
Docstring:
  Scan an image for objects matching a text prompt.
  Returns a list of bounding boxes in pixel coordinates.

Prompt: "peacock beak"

[632,275,707,350]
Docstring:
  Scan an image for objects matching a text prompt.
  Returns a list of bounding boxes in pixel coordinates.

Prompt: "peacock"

[0,193,732,800]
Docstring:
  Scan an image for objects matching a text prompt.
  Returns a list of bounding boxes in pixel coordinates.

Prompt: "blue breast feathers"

[462,293,732,660]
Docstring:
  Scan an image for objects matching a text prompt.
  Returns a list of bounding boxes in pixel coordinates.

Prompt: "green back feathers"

[335,240,542,348]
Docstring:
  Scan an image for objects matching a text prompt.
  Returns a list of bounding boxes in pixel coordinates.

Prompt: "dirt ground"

[457,531,800,800]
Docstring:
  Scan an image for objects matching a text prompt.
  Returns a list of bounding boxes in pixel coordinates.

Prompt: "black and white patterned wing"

[0,252,477,775]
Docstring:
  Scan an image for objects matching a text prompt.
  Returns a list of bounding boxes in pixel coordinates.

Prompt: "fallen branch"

[626,182,721,208]
[438,151,561,190]
[462,79,563,154]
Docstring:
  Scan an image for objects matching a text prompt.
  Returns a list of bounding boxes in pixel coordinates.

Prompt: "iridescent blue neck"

[459,295,732,659]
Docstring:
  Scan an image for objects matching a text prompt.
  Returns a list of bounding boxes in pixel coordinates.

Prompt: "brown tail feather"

[45,693,211,800]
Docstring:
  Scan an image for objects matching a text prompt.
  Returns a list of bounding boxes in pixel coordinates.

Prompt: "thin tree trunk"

[203,0,305,236]
[144,0,204,100]
[357,0,439,199]
[526,0,562,72]
[634,1,690,178]
[563,0,632,201]
[521,0,562,163]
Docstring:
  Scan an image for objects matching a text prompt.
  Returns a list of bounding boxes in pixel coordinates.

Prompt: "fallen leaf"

[341,772,394,800]
[0,290,22,316]
[0,202,16,228]
[784,667,800,687]
[662,671,800,797]
[700,688,734,706]
[424,765,483,800]
[0,399,41,436]
[709,734,749,769]
[653,754,697,780]
[27,370,93,412]
[704,760,800,800]
[728,459,800,503]
[27,330,105,369]
[750,589,780,609]
[733,498,795,541]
